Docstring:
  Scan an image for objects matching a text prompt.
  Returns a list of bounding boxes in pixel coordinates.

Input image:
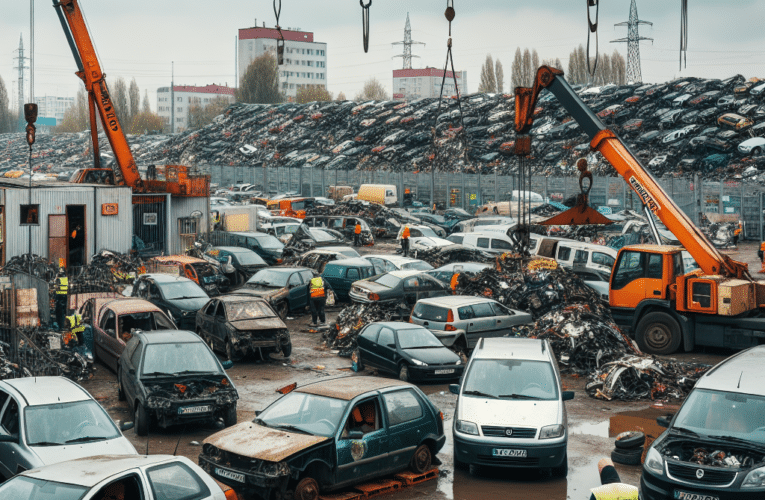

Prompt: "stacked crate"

[15,288,39,328]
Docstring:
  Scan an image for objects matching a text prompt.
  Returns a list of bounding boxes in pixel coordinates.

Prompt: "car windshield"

[247,269,290,287]
[451,209,471,217]
[372,274,401,288]
[159,281,208,300]
[672,389,765,444]
[257,392,347,437]
[397,328,444,349]
[463,359,559,401]
[253,235,283,250]
[336,249,361,258]
[226,301,276,321]
[25,399,121,446]
[402,261,434,271]
[0,477,87,500]
[141,342,221,376]
[309,229,335,242]
[416,227,438,238]
[190,263,217,278]
[276,225,300,236]
[231,250,266,266]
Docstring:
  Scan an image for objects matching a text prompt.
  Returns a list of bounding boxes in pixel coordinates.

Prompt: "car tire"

[294,477,320,500]
[281,342,292,358]
[398,363,409,382]
[223,405,237,427]
[410,444,432,474]
[551,453,568,477]
[276,301,289,319]
[615,431,646,449]
[136,403,149,437]
[117,372,125,402]
[225,338,243,362]
[636,311,682,355]
[352,348,364,372]
[611,447,643,466]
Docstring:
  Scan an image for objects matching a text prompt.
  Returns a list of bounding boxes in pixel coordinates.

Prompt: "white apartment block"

[392,68,468,100]
[34,95,74,125]
[238,26,327,99]
[156,84,235,132]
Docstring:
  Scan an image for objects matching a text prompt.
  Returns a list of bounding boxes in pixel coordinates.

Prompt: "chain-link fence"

[205,165,765,241]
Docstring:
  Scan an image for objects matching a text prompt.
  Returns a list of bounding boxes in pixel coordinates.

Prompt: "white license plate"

[492,448,527,457]
[215,467,245,483]
[674,491,719,500]
[434,369,454,375]
[179,405,211,415]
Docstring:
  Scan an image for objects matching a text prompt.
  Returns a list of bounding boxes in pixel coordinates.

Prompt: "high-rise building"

[34,95,74,125]
[392,68,467,100]
[156,84,235,132]
[237,25,327,99]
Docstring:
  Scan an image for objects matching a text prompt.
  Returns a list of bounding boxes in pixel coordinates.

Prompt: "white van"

[553,240,617,274]
[447,231,514,254]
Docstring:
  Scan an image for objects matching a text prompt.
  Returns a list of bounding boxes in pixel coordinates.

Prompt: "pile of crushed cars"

[3,74,765,181]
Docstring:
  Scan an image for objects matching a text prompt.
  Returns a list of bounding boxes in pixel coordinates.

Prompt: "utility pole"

[392,13,425,69]
[30,0,34,103]
[171,61,175,134]
[611,0,653,83]
[14,34,29,132]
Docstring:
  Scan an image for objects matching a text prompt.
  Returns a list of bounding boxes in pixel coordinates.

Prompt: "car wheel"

[135,403,149,437]
[294,477,320,500]
[615,431,646,449]
[398,363,409,382]
[281,342,292,358]
[352,348,364,372]
[410,444,432,474]
[223,405,237,427]
[551,453,568,477]
[754,147,762,156]
[117,371,125,402]
[225,338,243,362]
[636,311,682,355]
[276,301,289,319]
[611,447,643,466]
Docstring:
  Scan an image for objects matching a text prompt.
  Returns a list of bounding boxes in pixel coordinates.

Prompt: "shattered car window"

[464,359,559,401]
[673,389,765,442]
[225,301,276,321]
[142,343,221,376]
[247,269,290,287]
[26,400,121,446]
[191,263,217,278]
[257,392,346,437]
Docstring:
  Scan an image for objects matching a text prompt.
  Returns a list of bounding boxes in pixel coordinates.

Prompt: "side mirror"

[221,360,234,370]
[347,430,364,440]
[120,421,135,432]
[0,434,17,443]
[449,384,460,395]
[657,415,673,428]
[562,391,575,401]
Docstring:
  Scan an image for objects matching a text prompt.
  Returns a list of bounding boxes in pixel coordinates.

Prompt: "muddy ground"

[81,240,759,499]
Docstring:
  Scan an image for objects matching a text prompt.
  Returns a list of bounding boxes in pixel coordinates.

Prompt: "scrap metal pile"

[68,250,144,293]
[9,327,93,382]
[412,245,495,268]
[305,200,416,238]
[323,301,409,356]
[2,254,57,281]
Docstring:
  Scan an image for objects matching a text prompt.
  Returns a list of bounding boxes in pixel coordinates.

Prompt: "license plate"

[492,448,527,457]
[179,405,211,415]
[215,467,245,483]
[674,491,719,500]
[434,369,454,375]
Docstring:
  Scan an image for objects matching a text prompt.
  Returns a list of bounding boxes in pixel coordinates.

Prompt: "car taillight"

[223,486,239,500]
[444,324,456,331]
[368,293,380,301]
[447,310,454,322]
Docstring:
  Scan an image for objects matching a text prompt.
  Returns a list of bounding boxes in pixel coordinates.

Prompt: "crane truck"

[515,66,765,355]
[54,0,209,197]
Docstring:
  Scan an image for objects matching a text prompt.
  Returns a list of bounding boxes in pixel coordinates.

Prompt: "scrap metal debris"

[2,254,57,281]
[323,301,409,355]
[412,245,495,268]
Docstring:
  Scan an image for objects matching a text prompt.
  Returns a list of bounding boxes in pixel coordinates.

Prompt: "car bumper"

[640,469,764,500]
[348,290,373,303]
[428,329,466,348]
[408,364,464,381]
[199,455,288,494]
[453,433,566,468]
[232,334,290,355]
[148,398,236,428]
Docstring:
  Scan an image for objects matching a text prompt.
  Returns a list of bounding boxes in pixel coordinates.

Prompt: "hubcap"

[646,324,670,350]
[295,479,319,500]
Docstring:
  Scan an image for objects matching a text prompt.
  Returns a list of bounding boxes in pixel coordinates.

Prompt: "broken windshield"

[225,301,276,321]
[257,392,347,437]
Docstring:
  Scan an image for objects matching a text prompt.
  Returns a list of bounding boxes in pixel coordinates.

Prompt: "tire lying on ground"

[614,431,646,450]
[611,447,644,466]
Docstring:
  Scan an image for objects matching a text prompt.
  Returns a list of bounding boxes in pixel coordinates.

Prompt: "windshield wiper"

[670,426,700,437]
[143,371,172,377]
[174,370,212,376]
[30,441,63,446]
[462,390,497,399]
[273,424,309,434]
[498,394,543,400]
[171,296,205,300]
[65,436,106,444]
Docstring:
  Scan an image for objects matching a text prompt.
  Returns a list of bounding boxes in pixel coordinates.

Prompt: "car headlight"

[743,466,765,488]
[260,461,291,477]
[644,446,664,475]
[539,424,564,439]
[455,358,462,366]
[455,420,479,435]
[410,358,427,366]
[203,444,223,462]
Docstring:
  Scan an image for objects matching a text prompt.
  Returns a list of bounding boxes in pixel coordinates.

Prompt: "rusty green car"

[198,376,445,500]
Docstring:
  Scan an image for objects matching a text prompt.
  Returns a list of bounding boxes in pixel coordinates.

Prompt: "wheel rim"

[295,478,319,500]
[278,302,288,318]
[413,445,431,472]
[645,323,672,351]
[399,365,408,381]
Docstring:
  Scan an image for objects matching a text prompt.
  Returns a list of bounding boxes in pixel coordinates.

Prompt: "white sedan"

[0,454,235,500]
[738,137,765,155]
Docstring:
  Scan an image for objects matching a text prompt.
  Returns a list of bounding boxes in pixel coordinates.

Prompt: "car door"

[0,391,23,480]
[367,258,386,275]
[457,305,487,348]
[470,301,502,338]
[382,389,430,472]
[98,309,120,371]
[145,461,213,499]
[336,396,390,485]
[489,302,520,334]
[375,327,398,374]
[420,274,449,300]
[357,324,382,369]
[197,300,216,340]
[286,272,307,310]
[85,471,148,500]
[343,267,361,300]
[402,276,423,306]
[121,339,144,405]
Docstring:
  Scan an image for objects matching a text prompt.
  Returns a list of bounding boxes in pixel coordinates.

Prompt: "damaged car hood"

[203,422,328,462]
[458,397,560,428]
[230,317,285,331]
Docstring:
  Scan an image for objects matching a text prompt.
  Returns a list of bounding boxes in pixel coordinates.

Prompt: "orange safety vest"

[761,242,765,252]
[402,227,410,239]
[310,277,326,298]
[355,224,361,234]
[450,273,459,292]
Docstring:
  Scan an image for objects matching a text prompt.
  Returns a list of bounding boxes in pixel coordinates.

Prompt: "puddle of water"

[570,420,610,438]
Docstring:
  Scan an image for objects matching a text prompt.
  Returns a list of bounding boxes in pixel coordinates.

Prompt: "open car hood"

[203,421,328,462]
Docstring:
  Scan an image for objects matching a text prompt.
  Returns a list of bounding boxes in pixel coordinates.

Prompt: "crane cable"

[586,0,599,78]
[360,1,372,53]
[679,0,688,70]
[273,0,285,65]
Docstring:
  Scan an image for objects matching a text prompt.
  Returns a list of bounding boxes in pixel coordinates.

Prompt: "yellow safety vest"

[589,484,639,500]
[310,277,326,298]
[66,314,85,334]
[56,277,69,295]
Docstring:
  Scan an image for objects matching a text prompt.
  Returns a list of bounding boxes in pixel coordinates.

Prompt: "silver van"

[446,232,515,255]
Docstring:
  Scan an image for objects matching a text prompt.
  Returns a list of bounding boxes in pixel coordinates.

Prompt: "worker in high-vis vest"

[401,226,411,257]
[65,313,86,347]
[309,276,327,327]
[588,458,638,500]
[450,273,460,294]
[354,223,362,247]
[54,267,68,330]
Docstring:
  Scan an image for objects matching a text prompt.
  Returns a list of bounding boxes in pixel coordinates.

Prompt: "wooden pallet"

[318,468,439,500]
[354,479,401,498]
[393,468,439,486]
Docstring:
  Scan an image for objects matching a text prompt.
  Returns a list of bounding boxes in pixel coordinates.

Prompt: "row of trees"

[0,75,16,133]
[567,45,627,86]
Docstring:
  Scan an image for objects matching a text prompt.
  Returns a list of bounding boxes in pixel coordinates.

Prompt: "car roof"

[386,270,426,279]
[473,338,550,362]
[320,246,358,253]
[2,376,89,406]
[695,345,765,395]
[134,330,201,344]
[22,455,183,487]
[255,267,309,273]
[102,298,163,316]
[435,262,492,271]
[417,295,496,307]
[216,294,270,304]
[140,273,193,283]
[297,376,413,400]
[324,258,373,267]
[214,246,254,254]
[150,255,205,265]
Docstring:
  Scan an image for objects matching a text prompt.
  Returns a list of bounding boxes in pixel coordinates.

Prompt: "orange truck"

[516,66,765,355]
[266,198,317,219]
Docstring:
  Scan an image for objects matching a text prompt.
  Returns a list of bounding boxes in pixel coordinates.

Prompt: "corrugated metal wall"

[168,196,209,255]
[95,187,132,253]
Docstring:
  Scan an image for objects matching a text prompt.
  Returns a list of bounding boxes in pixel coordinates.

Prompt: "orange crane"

[54,0,209,197]
[515,66,765,355]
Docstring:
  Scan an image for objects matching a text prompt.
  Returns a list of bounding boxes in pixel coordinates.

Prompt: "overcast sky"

[1,0,763,115]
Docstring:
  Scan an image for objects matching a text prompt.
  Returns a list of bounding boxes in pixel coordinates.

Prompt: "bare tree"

[511,48,523,90]
[142,90,151,113]
[531,49,540,82]
[111,77,129,122]
[187,95,231,130]
[296,86,332,104]
[478,55,497,93]
[237,52,282,104]
[612,50,627,84]
[128,78,140,126]
[55,88,89,133]
[495,60,504,94]
[336,91,347,101]
[0,75,12,133]
[355,77,388,101]
[522,49,531,87]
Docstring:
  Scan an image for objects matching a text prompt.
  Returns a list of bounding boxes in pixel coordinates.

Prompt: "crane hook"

[586,0,599,78]
[273,0,285,64]
[360,0,371,53]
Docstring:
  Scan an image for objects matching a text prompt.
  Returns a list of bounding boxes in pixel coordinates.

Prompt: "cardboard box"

[717,279,754,316]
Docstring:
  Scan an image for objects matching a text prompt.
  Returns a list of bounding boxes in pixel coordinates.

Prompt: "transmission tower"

[611,0,652,83]
[13,33,29,131]
[392,13,424,69]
